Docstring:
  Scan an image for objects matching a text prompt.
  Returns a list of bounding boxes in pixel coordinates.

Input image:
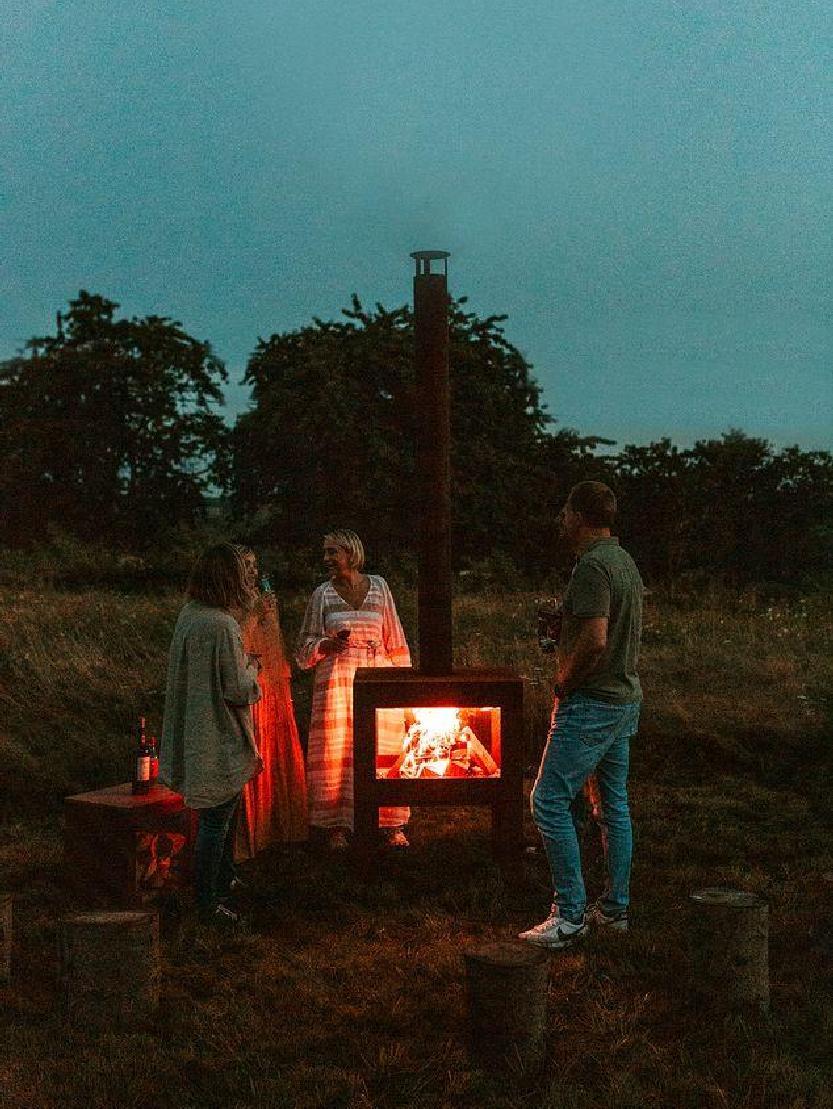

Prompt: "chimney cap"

[410,250,450,276]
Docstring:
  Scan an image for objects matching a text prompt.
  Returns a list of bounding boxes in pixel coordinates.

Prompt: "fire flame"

[412,707,460,735]
[389,707,499,779]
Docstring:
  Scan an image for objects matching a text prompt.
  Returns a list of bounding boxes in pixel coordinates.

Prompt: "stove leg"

[352,795,377,880]
[491,797,523,879]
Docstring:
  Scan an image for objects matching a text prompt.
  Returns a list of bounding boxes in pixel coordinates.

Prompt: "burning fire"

[413,707,460,735]
[388,707,499,779]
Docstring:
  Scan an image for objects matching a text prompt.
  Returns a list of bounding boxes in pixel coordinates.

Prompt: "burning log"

[0,894,11,984]
[59,910,160,1027]
[467,734,498,777]
[464,941,549,1071]
[688,888,769,1012]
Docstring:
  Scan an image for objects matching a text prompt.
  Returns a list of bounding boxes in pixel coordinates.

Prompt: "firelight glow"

[412,707,460,735]
[384,708,501,780]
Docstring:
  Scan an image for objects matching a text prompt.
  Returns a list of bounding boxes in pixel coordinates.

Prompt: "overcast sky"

[2,0,830,449]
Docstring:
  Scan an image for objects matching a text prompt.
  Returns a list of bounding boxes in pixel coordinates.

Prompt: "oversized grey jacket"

[159,600,262,809]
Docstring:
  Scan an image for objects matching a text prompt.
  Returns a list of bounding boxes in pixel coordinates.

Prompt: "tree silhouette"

[614,431,833,586]
[0,291,227,547]
[229,295,561,571]
[3,292,829,589]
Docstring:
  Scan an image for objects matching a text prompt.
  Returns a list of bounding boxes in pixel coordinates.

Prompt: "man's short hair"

[187,542,252,611]
[324,529,366,570]
[568,481,617,528]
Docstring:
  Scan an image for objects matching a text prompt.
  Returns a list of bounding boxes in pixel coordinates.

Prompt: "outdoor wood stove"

[352,251,525,868]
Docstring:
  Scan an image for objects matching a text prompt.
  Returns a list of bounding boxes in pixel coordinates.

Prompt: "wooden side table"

[64,783,197,907]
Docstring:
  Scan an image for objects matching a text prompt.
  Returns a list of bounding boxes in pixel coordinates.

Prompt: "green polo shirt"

[562,537,643,704]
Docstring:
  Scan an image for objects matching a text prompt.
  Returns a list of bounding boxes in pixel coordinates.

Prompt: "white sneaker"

[518,908,588,949]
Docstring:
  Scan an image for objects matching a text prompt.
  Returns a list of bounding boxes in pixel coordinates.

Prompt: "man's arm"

[556,616,608,695]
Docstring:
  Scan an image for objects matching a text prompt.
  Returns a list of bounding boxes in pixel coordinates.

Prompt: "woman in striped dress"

[296,529,411,849]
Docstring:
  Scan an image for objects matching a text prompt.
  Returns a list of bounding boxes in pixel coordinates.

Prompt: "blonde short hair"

[324,529,365,571]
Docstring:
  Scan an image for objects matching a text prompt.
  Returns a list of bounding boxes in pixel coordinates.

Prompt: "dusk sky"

[2,1,830,450]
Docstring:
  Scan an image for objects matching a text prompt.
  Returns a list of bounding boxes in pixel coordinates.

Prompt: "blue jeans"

[194,793,241,919]
[531,695,641,923]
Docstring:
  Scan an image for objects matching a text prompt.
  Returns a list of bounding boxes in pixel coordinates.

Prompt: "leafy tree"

[230,296,564,573]
[614,438,694,582]
[683,430,775,583]
[0,291,227,547]
[749,444,833,582]
[529,429,617,575]
[611,431,833,586]
[767,445,833,581]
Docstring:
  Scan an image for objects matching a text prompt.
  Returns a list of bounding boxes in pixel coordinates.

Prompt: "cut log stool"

[59,910,160,1027]
[689,888,769,1012]
[0,894,11,984]
[464,941,550,1070]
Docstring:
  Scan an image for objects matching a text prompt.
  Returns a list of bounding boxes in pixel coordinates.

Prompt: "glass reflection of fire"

[385,707,499,779]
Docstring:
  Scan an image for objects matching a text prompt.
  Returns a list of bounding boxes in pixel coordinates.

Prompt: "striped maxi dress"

[296,575,411,832]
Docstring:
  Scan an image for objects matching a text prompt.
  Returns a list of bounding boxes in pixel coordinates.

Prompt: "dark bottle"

[149,735,159,785]
[260,575,273,594]
[132,717,151,795]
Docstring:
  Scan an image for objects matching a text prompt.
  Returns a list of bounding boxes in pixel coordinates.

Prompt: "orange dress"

[235,596,308,858]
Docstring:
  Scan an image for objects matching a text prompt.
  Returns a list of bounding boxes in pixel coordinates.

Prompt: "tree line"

[1,290,830,588]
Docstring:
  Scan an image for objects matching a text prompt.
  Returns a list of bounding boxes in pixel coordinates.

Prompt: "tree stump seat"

[464,941,550,1071]
[59,910,160,1027]
[689,887,769,1012]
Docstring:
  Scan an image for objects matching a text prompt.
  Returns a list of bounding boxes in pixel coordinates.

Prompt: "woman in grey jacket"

[160,543,262,924]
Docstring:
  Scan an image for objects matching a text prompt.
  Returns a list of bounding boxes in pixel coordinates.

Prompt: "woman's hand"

[319,629,350,657]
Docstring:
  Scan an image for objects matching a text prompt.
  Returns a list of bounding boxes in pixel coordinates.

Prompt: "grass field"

[0,585,831,1108]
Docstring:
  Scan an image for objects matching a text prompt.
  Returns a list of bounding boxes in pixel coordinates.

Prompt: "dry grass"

[0,584,831,1108]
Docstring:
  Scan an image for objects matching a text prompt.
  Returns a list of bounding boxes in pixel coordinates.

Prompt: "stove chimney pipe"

[411,250,452,675]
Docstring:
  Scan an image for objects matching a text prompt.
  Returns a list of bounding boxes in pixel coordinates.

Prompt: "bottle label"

[136,756,151,782]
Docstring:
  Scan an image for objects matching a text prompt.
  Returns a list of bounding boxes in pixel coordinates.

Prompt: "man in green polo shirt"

[519,481,643,949]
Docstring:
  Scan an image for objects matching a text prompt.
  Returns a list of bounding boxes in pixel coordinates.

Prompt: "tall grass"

[0,584,831,1108]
